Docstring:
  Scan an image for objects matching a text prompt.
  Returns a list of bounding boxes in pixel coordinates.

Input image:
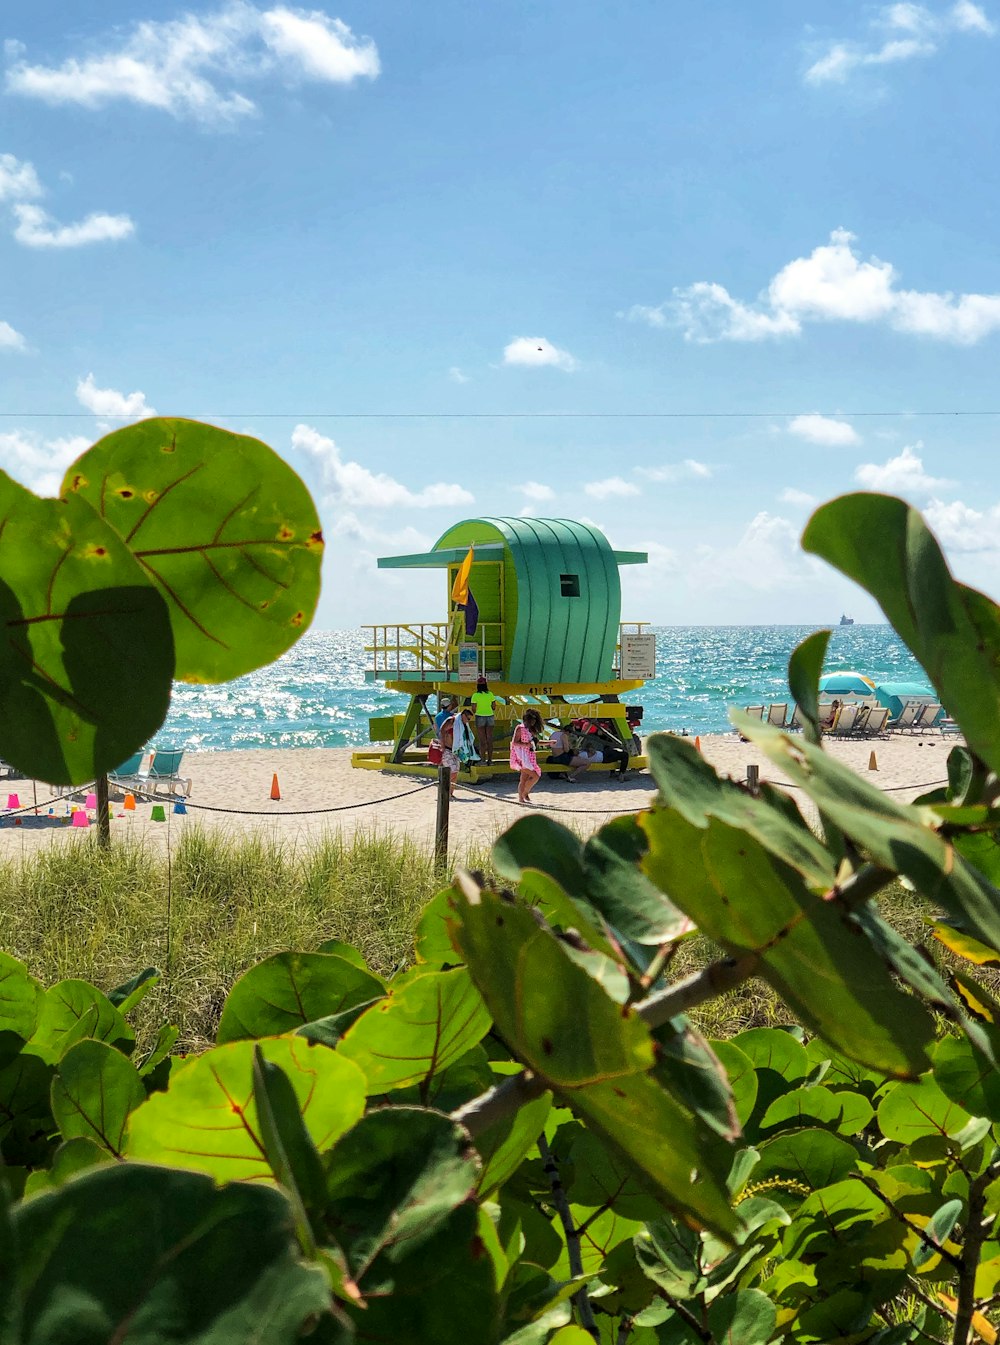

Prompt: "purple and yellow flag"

[451,545,474,605]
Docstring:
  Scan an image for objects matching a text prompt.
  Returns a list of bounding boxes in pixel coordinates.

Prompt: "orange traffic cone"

[270,773,281,800]
[868,751,878,771]
[694,735,702,752]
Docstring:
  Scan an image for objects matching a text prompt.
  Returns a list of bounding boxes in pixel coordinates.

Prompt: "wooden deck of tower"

[351,517,654,780]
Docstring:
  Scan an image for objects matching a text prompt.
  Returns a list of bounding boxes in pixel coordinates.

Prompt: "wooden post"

[96,774,111,849]
[746,764,759,795]
[434,765,450,869]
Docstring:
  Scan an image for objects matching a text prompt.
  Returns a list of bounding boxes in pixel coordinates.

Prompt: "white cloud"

[292,423,474,509]
[924,497,1000,551]
[788,413,861,446]
[76,374,156,419]
[448,367,469,384]
[635,459,713,482]
[631,283,801,343]
[584,476,640,500]
[805,1,994,85]
[779,487,819,507]
[0,151,41,201]
[854,442,953,494]
[513,481,555,501]
[951,0,996,32]
[502,337,577,371]
[645,229,1000,345]
[693,512,821,594]
[0,321,26,352]
[13,203,134,248]
[0,430,91,496]
[0,151,133,248]
[5,3,379,126]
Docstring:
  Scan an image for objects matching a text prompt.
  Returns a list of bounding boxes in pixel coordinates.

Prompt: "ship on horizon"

[839,614,855,626]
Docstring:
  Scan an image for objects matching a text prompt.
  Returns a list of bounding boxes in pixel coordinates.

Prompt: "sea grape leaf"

[753,1127,860,1192]
[138,1022,180,1077]
[12,1163,346,1344]
[0,953,42,1041]
[645,734,835,889]
[733,1028,810,1083]
[325,1107,479,1278]
[711,1040,758,1128]
[930,920,1000,967]
[581,816,694,946]
[28,980,134,1064]
[50,1039,146,1157]
[707,1288,777,1345]
[323,1106,500,1338]
[653,1018,741,1141]
[932,1035,1000,1121]
[449,884,736,1237]
[733,714,1000,954]
[641,808,935,1078]
[761,1084,873,1138]
[562,1126,663,1222]
[339,1201,497,1345]
[216,952,385,1044]
[802,493,1000,775]
[315,939,369,969]
[493,815,587,896]
[878,1076,975,1146]
[911,1198,963,1271]
[0,471,175,785]
[568,1071,738,1239]
[787,629,830,748]
[448,885,653,1087]
[476,1090,552,1197]
[125,1035,366,1183]
[414,889,463,967]
[295,999,380,1051]
[63,417,324,684]
[107,967,159,1014]
[336,967,491,1092]
[252,1047,328,1252]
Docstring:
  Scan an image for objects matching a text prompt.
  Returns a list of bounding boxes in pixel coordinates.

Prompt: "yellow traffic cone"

[868,751,878,771]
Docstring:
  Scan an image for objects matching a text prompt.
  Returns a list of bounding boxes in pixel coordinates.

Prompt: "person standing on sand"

[510,708,543,804]
[471,676,500,764]
[438,711,461,799]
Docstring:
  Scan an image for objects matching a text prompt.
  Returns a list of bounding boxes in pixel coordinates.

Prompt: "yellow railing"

[364,622,504,679]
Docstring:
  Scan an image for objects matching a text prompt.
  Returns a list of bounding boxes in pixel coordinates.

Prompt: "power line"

[1,409,1000,420]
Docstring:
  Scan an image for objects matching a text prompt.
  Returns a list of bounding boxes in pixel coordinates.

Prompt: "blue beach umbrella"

[875,681,934,719]
[818,671,877,696]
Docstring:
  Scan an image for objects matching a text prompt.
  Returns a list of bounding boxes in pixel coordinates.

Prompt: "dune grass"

[0,827,490,1052]
[0,826,976,1055]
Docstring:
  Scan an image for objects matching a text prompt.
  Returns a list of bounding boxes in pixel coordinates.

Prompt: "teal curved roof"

[435,516,629,683]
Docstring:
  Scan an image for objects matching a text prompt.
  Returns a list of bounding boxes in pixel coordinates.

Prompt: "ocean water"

[158,625,929,752]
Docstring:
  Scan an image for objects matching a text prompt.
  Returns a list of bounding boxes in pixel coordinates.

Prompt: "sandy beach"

[0,728,961,860]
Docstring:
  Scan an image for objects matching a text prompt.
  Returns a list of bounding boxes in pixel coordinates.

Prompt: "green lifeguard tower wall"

[433,517,644,685]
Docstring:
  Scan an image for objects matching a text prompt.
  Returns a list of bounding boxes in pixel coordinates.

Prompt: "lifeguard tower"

[351,517,654,779]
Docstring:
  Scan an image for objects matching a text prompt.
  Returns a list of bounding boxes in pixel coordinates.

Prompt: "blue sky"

[2,0,999,628]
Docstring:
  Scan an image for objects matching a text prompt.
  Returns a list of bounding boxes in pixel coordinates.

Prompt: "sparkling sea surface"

[157,626,929,752]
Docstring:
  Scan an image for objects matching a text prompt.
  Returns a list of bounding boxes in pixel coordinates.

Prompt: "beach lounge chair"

[766,704,787,728]
[108,751,152,792]
[862,706,890,736]
[743,705,766,721]
[147,749,192,798]
[788,704,806,731]
[831,703,859,736]
[920,703,944,731]
[853,705,871,735]
[889,703,920,733]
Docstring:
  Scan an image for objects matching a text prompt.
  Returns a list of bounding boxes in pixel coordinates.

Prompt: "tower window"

[560,573,580,597]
